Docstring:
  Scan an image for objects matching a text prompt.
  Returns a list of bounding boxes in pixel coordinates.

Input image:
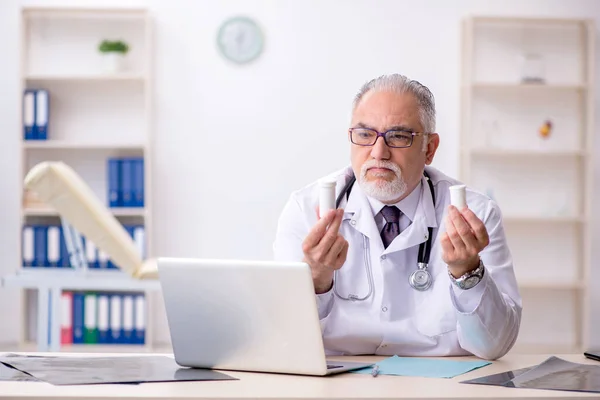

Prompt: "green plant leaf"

[98,40,129,54]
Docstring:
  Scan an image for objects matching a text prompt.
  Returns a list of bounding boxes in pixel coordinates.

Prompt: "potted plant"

[98,40,129,73]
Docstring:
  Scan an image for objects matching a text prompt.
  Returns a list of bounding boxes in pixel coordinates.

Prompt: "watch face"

[464,276,480,288]
[217,16,264,64]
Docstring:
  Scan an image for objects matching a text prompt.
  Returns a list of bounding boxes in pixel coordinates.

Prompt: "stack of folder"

[23,89,50,140]
[108,158,144,208]
[22,224,145,269]
[59,291,146,346]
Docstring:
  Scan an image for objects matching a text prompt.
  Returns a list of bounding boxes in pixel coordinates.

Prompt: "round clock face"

[217,16,264,64]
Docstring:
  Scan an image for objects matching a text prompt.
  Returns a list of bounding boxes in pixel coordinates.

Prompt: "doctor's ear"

[424,133,439,165]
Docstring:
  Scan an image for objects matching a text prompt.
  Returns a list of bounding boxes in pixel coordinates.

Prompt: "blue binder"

[123,224,133,239]
[23,90,35,140]
[72,292,85,344]
[58,226,65,268]
[122,294,134,344]
[121,158,134,207]
[107,259,117,270]
[34,89,49,140]
[107,158,122,207]
[132,158,144,207]
[59,227,68,268]
[110,294,123,344]
[33,225,48,267]
[47,292,52,345]
[133,293,145,345]
[97,293,110,344]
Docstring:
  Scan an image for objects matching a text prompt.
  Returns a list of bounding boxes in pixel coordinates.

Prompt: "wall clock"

[217,16,264,64]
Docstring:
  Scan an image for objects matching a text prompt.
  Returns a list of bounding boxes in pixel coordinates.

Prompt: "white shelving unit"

[25,73,146,81]
[460,17,594,354]
[1,7,157,352]
[22,207,148,218]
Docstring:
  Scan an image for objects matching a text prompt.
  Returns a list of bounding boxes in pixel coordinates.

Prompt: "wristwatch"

[448,259,485,290]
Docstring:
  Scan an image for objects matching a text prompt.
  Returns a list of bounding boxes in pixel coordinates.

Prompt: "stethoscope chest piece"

[409,263,432,291]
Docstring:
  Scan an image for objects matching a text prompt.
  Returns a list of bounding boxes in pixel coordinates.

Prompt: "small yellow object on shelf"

[539,119,552,139]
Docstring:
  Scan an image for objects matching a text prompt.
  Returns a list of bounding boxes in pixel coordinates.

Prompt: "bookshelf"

[25,73,146,81]
[1,7,156,352]
[460,17,594,354]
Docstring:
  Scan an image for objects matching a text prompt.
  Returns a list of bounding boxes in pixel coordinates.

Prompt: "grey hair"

[352,74,437,136]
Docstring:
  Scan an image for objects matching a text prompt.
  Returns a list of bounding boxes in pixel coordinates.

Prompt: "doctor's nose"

[370,136,391,160]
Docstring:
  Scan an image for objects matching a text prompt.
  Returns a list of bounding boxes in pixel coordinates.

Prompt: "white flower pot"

[102,52,126,73]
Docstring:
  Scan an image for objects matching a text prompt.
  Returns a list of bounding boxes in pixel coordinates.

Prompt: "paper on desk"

[462,356,600,393]
[0,354,237,385]
[503,356,600,393]
[461,366,533,386]
[0,361,40,382]
[353,355,491,378]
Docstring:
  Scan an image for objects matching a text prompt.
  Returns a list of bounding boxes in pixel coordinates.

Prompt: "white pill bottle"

[449,184,467,209]
[318,179,337,218]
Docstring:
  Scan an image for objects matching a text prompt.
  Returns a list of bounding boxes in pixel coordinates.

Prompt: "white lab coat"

[273,165,522,360]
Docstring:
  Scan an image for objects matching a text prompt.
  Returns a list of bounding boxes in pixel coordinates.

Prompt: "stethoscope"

[332,171,436,301]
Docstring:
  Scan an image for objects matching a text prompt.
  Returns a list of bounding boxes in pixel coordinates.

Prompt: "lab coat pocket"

[414,282,457,338]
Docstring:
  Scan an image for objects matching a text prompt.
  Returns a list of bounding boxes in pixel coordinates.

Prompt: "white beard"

[357,160,407,202]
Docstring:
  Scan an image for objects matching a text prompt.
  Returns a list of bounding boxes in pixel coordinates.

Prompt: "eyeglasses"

[349,127,428,148]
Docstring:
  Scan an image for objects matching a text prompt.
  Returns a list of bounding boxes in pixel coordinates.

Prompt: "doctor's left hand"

[441,205,489,278]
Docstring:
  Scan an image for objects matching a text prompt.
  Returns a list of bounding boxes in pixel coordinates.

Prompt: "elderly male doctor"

[273,74,522,360]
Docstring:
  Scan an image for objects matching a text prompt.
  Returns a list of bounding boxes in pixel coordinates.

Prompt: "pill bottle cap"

[449,184,466,192]
[319,178,337,188]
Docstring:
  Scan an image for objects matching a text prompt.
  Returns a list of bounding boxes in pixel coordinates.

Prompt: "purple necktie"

[380,206,401,249]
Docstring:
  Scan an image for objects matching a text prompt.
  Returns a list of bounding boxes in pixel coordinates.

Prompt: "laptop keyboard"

[327,364,343,369]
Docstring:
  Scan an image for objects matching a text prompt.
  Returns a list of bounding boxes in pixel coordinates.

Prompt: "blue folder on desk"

[353,355,491,378]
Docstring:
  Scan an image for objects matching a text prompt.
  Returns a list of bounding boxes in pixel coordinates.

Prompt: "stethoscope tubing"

[332,170,436,300]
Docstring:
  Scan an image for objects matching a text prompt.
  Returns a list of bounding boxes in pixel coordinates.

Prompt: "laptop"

[584,350,600,362]
[156,257,374,376]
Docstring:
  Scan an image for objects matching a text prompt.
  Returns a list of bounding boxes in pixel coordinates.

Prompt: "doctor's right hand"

[302,209,348,294]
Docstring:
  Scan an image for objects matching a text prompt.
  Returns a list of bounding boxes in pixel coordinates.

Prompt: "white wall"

[1,0,599,348]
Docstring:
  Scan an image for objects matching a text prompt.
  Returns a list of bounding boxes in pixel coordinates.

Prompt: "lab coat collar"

[341,171,438,254]
[342,179,382,246]
[365,182,421,223]
[382,174,438,254]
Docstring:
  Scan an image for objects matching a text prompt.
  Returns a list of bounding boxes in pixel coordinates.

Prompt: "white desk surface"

[0,352,598,399]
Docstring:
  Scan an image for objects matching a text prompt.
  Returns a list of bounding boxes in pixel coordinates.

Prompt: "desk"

[0,352,597,399]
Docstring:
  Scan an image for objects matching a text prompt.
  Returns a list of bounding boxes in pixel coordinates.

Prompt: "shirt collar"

[342,172,438,230]
[365,181,422,222]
